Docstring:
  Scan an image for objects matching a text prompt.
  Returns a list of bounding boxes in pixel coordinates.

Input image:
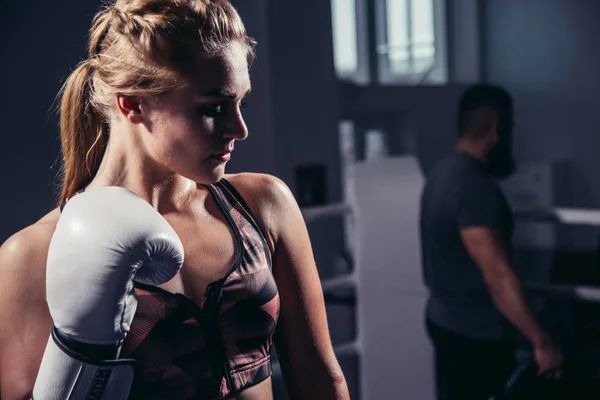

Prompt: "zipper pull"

[205,281,223,316]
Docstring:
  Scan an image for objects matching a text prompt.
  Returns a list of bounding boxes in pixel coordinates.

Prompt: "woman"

[0,1,349,399]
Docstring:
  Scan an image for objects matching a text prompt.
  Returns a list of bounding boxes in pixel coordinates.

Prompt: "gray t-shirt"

[420,151,516,341]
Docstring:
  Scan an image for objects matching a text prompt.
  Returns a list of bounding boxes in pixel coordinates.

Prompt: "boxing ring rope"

[525,282,600,303]
[513,208,600,226]
[300,204,600,303]
[514,207,600,302]
[300,202,353,224]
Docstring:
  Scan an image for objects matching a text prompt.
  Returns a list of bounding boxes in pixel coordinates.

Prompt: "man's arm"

[456,181,562,375]
[461,227,548,346]
[460,226,562,375]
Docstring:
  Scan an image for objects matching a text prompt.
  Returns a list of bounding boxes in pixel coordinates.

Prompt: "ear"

[116,95,144,124]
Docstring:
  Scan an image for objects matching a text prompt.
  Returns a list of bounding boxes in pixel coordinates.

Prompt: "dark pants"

[426,319,517,400]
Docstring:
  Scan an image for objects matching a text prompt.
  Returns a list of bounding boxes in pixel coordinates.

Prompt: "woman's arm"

[0,224,55,400]
[229,173,350,400]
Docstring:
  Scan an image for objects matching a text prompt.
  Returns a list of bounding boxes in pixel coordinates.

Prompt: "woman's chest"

[155,210,275,309]
[156,214,238,305]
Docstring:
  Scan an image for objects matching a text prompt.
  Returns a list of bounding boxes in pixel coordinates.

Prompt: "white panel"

[352,156,426,293]
[352,156,434,400]
[499,162,557,249]
[500,163,554,212]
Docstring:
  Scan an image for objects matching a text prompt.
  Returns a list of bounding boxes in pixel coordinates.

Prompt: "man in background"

[419,84,563,400]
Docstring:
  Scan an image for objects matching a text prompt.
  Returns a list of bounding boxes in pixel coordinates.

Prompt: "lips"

[210,151,232,162]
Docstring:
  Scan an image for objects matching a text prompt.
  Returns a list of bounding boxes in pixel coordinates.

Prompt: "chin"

[174,159,228,185]
[193,165,226,185]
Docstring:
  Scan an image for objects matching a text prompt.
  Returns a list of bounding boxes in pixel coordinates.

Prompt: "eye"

[197,103,224,118]
[239,100,249,109]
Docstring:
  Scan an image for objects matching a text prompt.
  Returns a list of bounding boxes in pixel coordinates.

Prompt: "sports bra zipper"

[205,281,234,393]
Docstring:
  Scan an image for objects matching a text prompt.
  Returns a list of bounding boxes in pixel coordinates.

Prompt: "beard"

[486,140,516,180]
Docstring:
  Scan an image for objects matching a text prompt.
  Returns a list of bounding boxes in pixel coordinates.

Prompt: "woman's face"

[141,40,251,184]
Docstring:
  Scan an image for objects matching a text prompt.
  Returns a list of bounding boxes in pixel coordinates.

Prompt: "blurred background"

[3,0,600,399]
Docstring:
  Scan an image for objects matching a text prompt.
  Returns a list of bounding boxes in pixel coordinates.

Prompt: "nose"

[222,107,248,141]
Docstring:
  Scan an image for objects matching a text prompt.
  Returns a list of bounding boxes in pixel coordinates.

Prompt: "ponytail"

[58,60,108,204]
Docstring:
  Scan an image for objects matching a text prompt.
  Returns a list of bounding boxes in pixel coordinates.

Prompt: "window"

[331,0,358,77]
[376,0,447,84]
[330,0,369,84]
[330,0,447,85]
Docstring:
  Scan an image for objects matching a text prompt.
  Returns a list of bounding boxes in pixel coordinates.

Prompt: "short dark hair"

[457,84,513,138]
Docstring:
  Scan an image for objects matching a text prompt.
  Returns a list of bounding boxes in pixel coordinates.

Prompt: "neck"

[86,126,198,210]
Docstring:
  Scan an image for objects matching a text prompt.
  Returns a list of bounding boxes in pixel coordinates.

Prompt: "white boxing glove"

[33,187,184,400]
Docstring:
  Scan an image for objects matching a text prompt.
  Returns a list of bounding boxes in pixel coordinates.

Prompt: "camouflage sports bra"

[120,179,280,399]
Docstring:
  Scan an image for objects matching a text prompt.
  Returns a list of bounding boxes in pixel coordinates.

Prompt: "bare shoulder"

[0,207,59,328]
[0,207,60,286]
[224,173,299,248]
[224,173,293,205]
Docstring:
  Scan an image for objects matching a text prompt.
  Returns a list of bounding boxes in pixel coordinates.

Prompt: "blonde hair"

[57,0,255,204]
